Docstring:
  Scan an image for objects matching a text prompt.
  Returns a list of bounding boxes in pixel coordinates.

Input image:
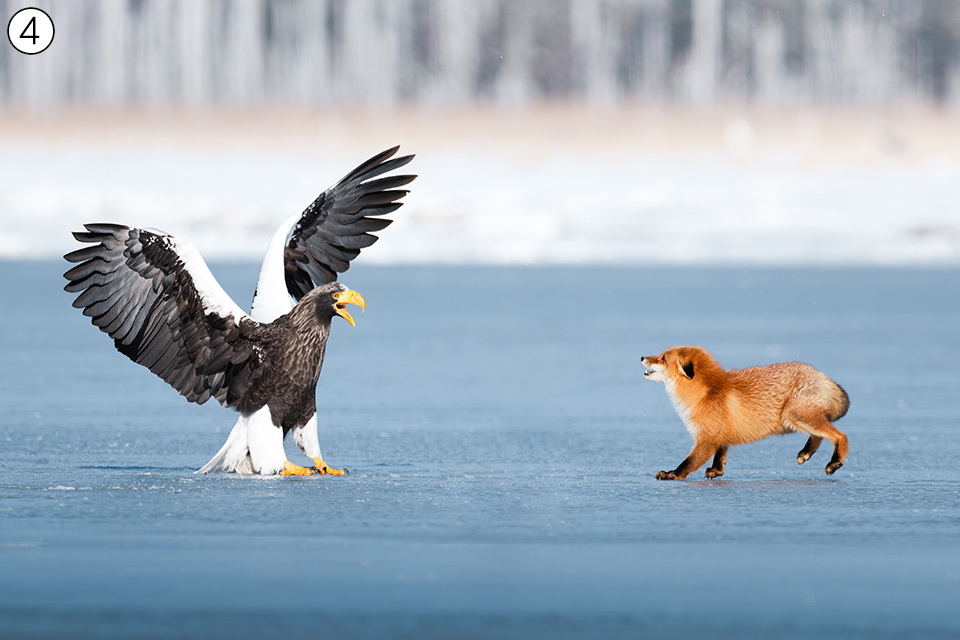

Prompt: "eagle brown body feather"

[65,225,346,436]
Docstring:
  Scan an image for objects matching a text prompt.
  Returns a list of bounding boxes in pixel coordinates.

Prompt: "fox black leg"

[656,469,683,480]
[825,448,844,475]
[705,445,728,479]
[797,436,823,466]
[657,443,715,480]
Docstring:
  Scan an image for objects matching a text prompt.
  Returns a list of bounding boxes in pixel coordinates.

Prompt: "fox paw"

[705,468,724,479]
[656,470,680,480]
[797,452,812,466]
[825,461,843,475]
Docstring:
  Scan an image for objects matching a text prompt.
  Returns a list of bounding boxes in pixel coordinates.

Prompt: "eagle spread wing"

[63,224,264,410]
[283,145,416,301]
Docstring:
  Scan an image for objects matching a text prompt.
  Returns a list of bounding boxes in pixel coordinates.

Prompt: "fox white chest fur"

[662,377,700,438]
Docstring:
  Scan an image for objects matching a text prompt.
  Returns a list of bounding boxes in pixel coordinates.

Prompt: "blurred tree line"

[2,0,959,108]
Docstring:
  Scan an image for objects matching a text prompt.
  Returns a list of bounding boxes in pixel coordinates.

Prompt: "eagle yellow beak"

[333,289,366,327]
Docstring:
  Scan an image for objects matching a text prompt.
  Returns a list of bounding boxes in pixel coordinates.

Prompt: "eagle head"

[311,282,366,327]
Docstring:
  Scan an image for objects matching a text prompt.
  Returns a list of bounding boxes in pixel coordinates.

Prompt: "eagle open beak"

[334,289,366,327]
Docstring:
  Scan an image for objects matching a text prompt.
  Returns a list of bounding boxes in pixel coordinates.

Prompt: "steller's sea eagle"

[64,147,415,475]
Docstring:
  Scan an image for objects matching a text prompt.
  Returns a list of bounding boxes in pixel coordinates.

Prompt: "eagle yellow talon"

[282,461,317,476]
[312,457,348,476]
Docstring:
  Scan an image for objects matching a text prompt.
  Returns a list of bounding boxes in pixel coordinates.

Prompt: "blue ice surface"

[1,261,958,639]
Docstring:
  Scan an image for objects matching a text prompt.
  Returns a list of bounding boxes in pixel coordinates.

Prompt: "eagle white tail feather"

[196,418,255,474]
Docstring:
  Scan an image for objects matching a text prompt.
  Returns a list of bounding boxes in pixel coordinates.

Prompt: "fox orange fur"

[641,346,849,480]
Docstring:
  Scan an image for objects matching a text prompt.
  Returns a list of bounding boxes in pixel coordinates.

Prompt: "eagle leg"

[281,461,318,476]
[312,457,349,476]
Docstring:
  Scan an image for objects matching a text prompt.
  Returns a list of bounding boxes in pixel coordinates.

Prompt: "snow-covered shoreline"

[2,107,958,265]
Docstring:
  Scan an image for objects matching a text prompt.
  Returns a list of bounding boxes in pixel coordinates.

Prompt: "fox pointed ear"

[679,360,695,379]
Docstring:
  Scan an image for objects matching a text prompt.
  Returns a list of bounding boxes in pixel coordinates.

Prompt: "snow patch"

[3,142,959,265]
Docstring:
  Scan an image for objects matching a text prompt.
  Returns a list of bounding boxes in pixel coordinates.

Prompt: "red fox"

[641,346,849,480]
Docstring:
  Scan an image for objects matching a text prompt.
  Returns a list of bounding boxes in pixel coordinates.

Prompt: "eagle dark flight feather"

[64,224,266,410]
[283,145,416,300]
